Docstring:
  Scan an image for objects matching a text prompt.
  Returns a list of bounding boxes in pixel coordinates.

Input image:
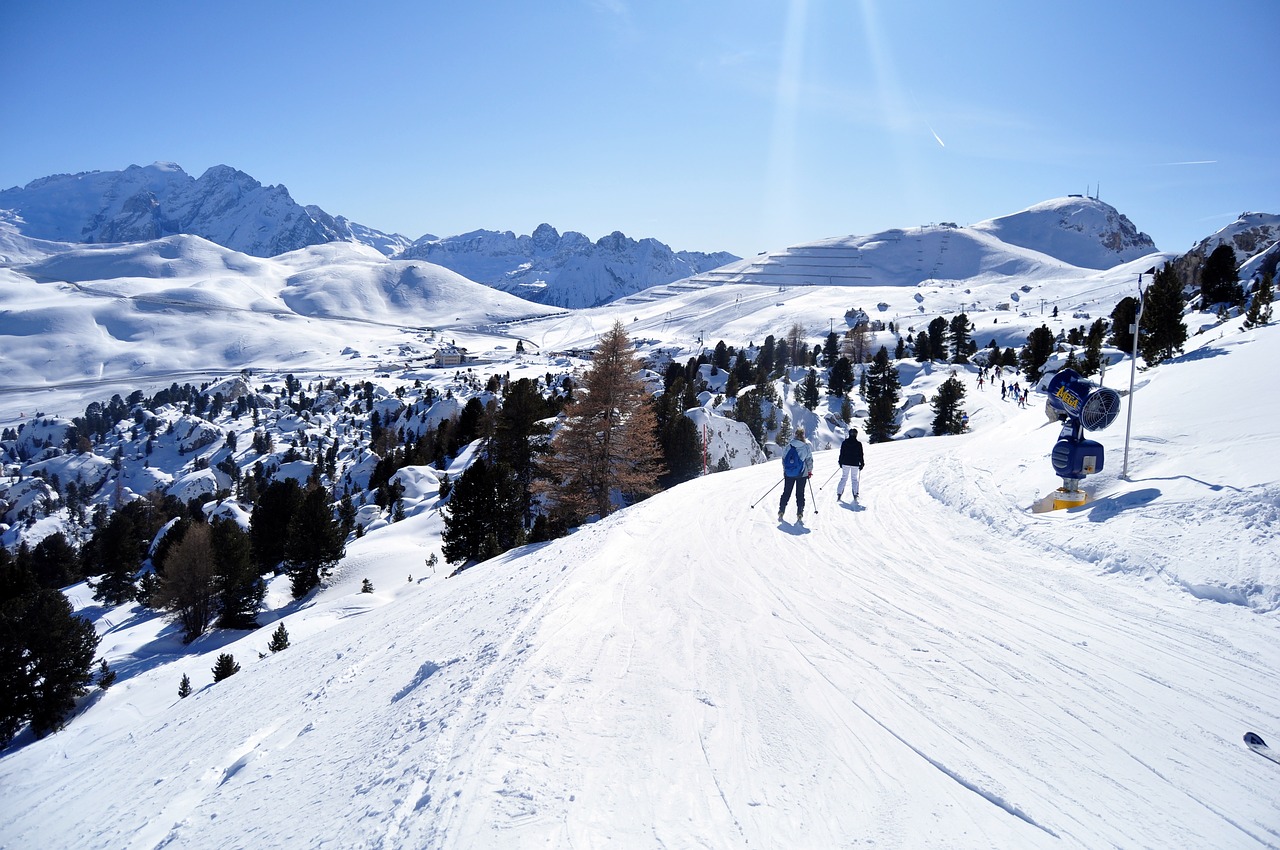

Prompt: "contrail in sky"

[1162,160,1217,166]
[929,127,946,148]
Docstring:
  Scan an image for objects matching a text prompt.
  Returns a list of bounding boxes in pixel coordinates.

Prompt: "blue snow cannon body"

[1044,369,1122,483]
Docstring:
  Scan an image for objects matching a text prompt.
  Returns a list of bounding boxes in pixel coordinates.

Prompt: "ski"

[1244,732,1280,765]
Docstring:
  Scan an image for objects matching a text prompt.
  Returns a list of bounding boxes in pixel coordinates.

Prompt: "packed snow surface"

[1,320,1278,848]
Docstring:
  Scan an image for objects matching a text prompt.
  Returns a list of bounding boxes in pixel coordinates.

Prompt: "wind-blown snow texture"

[0,195,1277,849]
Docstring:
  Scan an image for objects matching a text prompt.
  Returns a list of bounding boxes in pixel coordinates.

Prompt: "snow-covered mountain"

[0,164,741,304]
[968,196,1156,269]
[398,223,741,309]
[1173,211,1280,288]
[0,163,359,258]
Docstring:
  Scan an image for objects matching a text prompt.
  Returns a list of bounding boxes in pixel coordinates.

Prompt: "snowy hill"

[398,223,740,309]
[0,223,560,404]
[968,196,1156,270]
[0,312,1277,848]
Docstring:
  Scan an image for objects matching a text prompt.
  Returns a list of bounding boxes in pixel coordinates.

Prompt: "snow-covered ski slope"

[2,322,1277,849]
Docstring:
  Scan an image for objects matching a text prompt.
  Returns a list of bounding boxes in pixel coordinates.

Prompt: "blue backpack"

[782,443,803,477]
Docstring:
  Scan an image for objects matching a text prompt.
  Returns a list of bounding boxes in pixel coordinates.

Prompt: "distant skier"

[778,426,814,522]
[835,427,865,502]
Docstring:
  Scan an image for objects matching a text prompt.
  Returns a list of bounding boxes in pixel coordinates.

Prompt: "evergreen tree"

[268,623,290,653]
[1200,243,1242,307]
[735,386,766,447]
[931,376,968,436]
[361,578,374,593]
[800,369,821,411]
[541,321,665,523]
[96,658,116,691]
[441,458,527,564]
[211,518,262,630]
[864,347,901,443]
[1109,296,1138,354]
[894,336,906,360]
[1080,318,1107,378]
[178,673,192,698]
[948,313,973,362]
[211,653,240,682]
[285,487,346,598]
[28,532,80,590]
[1018,325,1055,384]
[823,332,840,365]
[0,576,100,745]
[827,357,855,396]
[1139,264,1188,365]
[250,479,303,574]
[927,317,948,361]
[654,378,703,488]
[913,331,931,362]
[1244,272,1274,328]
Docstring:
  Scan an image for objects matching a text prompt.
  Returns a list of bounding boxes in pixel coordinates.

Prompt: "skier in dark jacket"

[835,427,864,502]
[778,426,814,522]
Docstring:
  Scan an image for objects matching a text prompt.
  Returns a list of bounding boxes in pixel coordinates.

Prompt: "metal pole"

[1121,277,1145,479]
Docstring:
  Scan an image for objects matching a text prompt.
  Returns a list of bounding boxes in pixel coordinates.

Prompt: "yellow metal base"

[1051,488,1089,510]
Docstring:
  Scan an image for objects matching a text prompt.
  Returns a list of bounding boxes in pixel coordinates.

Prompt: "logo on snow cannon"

[1046,369,1121,432]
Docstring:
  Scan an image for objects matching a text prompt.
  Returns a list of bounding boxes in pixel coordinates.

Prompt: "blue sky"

[2,0,1275,258]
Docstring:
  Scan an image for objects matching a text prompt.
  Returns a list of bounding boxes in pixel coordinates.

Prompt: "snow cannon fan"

[1043,369,1122,508]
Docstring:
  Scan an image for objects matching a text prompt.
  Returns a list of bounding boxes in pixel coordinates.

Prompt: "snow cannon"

[1043,369,1122,509]
[1046,369,1122,432]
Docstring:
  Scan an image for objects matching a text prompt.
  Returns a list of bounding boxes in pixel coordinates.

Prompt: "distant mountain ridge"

[400,224,740,309]
[0,163,740,307]
[0,163,347,258]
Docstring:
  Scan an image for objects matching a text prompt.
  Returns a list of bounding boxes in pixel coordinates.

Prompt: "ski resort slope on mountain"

[1,318,1277,849]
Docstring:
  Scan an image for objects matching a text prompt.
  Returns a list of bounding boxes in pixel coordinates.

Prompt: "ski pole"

[750,478,783,509]
[816,467,839,491]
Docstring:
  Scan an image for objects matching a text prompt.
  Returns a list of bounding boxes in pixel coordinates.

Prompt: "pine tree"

[931,376,968,436]
[948,313,973,362]
[1018,325,1055,384]
[96,658,116,691]
[268,623,290,653]
[285,487,346,598]
[211,653,240,682]
[1109,297,1138,353]
[540,321,665,523]
[441,458,527,564]
[913,331,931,362]
[1139,263,1188,366]
[828,357,854,396]
[361,578,374,593]
[0,582,100,745]
[1200,244,1242,307]
[927,317,948,362]
[800,369,821,411]
[864,347,901,443]
[211,517,262,630]
[1244,272,1274,328]
[178,673,192,698]
[250,478,303,574]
